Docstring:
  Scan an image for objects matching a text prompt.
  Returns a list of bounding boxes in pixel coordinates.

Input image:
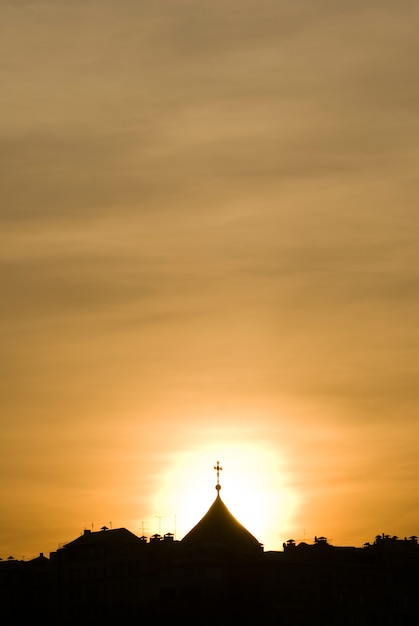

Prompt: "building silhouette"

[1,463,418,624]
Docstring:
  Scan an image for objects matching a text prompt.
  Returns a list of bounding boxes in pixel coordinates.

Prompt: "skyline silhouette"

[2,482,418,623]
[2,463,417,561]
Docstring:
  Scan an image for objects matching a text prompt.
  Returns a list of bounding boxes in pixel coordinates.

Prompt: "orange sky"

[1,1,418,559]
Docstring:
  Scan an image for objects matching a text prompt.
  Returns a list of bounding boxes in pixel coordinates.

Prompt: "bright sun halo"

[149,439,300,550]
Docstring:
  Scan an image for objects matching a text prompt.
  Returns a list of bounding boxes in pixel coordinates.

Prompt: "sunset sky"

[1,1,418,560]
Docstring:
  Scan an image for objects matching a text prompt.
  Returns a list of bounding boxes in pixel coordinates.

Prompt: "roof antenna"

[214,460,222,495]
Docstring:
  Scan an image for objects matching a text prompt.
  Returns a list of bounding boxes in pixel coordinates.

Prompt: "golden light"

[149,435,301,550]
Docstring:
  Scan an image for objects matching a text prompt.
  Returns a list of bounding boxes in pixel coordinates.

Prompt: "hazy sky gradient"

[1,0,418,558]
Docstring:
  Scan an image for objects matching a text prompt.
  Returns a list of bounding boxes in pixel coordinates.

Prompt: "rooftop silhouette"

[1,461,418,624]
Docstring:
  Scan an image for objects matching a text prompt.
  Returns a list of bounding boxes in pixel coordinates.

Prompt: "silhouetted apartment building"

[1,475,419,624]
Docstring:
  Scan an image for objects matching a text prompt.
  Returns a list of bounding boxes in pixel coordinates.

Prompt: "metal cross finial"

[214,460,222,492]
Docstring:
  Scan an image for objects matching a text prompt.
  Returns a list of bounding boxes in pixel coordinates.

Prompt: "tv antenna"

[155,515,164,535]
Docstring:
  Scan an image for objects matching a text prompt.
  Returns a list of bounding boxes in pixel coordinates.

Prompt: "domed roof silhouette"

[181,461,262,554]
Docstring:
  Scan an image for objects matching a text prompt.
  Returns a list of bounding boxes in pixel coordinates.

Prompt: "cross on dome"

[214,460,222,493]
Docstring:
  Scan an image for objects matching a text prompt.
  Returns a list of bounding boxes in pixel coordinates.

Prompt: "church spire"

[214,460,222,495]
[182,460,262,553]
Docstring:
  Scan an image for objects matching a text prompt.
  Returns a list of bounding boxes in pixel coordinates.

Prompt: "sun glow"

[150,438,300,550]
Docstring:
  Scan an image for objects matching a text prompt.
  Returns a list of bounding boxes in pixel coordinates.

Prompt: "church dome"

[181,462,263,554]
